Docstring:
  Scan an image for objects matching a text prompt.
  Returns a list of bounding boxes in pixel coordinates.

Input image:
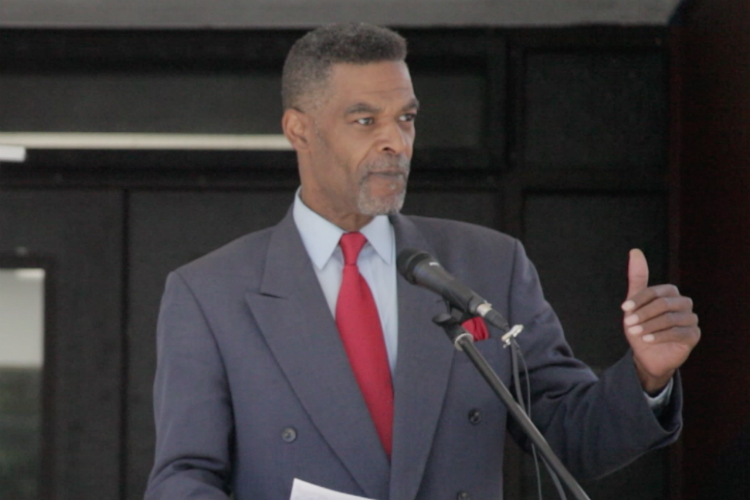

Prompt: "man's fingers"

[623,293,693,325]
[622,283,681,313]
[625,249,649,302]
[625,310,699,337]
[631,325,701,347]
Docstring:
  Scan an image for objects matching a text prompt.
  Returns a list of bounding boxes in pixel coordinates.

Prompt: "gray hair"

[281,23,407,111]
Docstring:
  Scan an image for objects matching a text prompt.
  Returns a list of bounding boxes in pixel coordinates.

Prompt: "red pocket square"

[461,317,489,341]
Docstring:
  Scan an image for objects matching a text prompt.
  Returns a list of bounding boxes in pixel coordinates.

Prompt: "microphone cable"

[508,336,567,500]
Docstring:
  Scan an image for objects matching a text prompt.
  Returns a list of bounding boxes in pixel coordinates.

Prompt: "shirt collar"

[292,188,394,270]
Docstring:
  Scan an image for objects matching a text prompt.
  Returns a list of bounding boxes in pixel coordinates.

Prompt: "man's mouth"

[367,170,407,177]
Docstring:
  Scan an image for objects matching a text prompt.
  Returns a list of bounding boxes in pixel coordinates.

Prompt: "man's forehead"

[326,61,416,104]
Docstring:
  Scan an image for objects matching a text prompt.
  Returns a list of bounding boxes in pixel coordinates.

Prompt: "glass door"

[0,262,50,499]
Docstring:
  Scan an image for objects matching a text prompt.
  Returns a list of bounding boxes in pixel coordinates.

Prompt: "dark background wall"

[674,1,750,499]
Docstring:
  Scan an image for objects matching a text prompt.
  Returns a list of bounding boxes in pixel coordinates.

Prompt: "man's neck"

[299,191,374,232]
[332,213,375,232]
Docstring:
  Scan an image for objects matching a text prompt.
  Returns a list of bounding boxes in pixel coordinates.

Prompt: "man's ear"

[282,108,311,152]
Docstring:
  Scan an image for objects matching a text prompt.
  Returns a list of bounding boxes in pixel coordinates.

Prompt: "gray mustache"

[363,155,410,175]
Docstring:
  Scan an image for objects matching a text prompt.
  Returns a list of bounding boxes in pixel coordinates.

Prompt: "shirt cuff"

[644,377,674,413]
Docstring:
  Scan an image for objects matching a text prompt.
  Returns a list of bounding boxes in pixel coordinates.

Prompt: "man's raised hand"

[621,249,701,394]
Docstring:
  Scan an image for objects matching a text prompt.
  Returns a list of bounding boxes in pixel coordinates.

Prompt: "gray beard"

[357,183,407,216]
[356,155,410,216]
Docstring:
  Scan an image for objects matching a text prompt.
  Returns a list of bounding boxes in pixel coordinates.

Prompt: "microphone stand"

[433,313,591,500]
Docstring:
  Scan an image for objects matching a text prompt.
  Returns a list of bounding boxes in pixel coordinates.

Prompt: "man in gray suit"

[145,23,700,499]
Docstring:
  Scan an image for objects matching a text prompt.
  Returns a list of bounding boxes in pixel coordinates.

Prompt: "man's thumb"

[626,248,649,300]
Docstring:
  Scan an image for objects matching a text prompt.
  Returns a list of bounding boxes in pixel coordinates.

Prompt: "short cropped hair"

[281,23,407,111]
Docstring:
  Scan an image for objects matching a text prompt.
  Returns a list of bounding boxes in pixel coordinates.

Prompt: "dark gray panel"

[0,190,123,500]
[0,72,282,134]
[522,193,668,370]
[523,52,667,169]
[520,193,669,499]
[127,190,295,500]
[0,367,41,500]
[402,190,498,228]
[0,69,482,144]
[411,72,486,149]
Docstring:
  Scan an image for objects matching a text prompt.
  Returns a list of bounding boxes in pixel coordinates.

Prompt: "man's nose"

[378,122,412,156]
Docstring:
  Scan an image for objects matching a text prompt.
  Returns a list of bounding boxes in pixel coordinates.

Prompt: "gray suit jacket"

[145,208,681,500]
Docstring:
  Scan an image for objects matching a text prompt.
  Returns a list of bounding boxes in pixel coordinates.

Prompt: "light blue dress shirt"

[291,189,672,408]
[293,191,399,374]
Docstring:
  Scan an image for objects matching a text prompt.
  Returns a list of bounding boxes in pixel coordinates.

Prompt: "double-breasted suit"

[145,208,681,500]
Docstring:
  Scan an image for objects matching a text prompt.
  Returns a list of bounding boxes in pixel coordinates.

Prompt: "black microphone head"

[397,248,434,284]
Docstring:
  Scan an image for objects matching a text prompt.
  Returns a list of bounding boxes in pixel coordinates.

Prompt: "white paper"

[290,478,375,500]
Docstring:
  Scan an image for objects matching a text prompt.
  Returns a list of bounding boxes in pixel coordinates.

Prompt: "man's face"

[298,61,418,227]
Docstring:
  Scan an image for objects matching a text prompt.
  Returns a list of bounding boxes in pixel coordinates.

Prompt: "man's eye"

[356,117,374,125]
[399,113,417,122]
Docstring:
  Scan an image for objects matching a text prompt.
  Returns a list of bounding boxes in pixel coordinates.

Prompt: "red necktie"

[335,232,394,457]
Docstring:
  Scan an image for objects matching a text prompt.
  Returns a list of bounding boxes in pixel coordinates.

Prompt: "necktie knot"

[339,232,367,266]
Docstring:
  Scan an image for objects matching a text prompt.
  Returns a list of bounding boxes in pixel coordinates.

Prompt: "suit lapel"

[388,215,456,500]
[244,210,390,499]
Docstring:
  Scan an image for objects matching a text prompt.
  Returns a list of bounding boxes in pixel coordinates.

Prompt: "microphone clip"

[501,324,525,348]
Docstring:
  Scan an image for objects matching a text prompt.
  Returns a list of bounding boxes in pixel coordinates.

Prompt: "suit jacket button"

[281,427,297,443]
[457,491,471,500]
[468,409,482,425]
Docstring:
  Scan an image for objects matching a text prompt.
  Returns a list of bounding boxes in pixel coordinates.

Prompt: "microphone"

[397,248,510,332]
